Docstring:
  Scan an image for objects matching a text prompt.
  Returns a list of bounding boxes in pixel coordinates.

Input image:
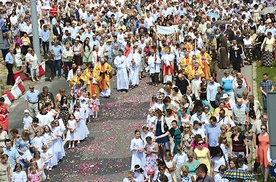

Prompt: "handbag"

[240,50,246,59]
[163,116,169,132]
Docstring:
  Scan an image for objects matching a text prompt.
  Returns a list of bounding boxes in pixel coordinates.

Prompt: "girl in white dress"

[74,104,89,143]
[14,43,23,70]
[12,163,27,182]
[31,129,46,152]
[50,120,65,161]
[130,130,145,171]
[66,114,78,148]
[40,145,53,180]
[42,126,58,168]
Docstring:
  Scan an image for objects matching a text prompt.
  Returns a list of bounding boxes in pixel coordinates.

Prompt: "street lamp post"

[30,0,41,60]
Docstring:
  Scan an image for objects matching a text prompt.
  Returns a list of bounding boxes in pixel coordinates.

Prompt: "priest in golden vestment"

[69,69,83,87]
[94,57,113,98]
[183,55,204,80]
[196,47,212,79]
[81,64,100,98]
[180,52,192,73]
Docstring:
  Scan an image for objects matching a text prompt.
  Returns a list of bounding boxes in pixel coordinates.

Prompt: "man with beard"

[94,57,113,98]
[67,63,77,82]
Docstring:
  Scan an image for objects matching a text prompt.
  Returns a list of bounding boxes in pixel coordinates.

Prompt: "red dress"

[0,104,9,131]
[257,134,270,167]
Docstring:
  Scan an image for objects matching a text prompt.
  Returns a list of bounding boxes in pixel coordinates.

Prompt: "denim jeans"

[53,59,62,77]
[262,95,267,113]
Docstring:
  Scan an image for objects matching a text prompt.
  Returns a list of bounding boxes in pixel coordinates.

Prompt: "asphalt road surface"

[8,65,253,182]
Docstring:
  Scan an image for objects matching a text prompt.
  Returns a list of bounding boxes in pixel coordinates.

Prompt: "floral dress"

[144,142,157,175]
[181,133,194,153]
[58,104,70,126]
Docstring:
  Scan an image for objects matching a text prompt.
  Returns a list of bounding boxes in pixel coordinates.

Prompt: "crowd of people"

[0,82,99,181]
[0,0,275,181]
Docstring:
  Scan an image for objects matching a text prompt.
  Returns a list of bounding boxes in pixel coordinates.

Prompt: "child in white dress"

[66,114,78,148]
[23,109,32,130]
[50,120,65,161]
[41,145,53,180]
[31,129,46,152]
[42,126,58,168]
[146,108,156,130]
[77,103,90,142]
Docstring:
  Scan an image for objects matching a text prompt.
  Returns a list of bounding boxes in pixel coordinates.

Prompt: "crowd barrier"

[2,62,46,106]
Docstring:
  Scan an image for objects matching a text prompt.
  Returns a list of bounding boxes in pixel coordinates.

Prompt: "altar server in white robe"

[148,49,161,86]
[128,47,141,87]
[114,49,129,92]
[130,130,145,171]
[161,47,174,83]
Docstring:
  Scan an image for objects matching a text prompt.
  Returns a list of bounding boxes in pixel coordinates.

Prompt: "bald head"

[237,98,242,106]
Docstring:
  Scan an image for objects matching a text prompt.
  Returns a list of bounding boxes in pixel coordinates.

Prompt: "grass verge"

[254,62,276,105]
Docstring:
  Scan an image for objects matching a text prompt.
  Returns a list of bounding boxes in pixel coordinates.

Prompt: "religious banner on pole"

[156,25,178,39]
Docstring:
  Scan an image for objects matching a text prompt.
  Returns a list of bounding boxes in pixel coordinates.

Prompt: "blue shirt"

[25,89,40,103]
[90,40,100,49]
[3,147,20,169]
[5,52,14,64]
[221,76,234,93]
[207,82,220,101]
[40,30,50,42]
[50,45,63,60]
[205,124,221,147]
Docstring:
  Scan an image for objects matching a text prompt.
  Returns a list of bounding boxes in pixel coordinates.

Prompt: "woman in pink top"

[125,41,132,58]
[191,134,208,150]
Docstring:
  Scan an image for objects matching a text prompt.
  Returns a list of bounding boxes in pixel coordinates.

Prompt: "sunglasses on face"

[198,142,203,145]
[261,128,266,131]
[184,126,190,128]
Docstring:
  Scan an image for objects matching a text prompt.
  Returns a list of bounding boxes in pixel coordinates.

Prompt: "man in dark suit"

[229,39,242,72]
[52,21,63,42]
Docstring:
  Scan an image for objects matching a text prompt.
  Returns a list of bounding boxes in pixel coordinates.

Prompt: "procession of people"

[0,0,275,181]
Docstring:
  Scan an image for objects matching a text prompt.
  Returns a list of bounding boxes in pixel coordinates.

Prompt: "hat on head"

[158,88,166,94]
[106,38,112,43]
[24,109,30,114]
[157,95,163,100]
[220,93,229,99]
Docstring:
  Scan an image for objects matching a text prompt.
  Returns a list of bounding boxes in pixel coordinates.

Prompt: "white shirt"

[12,171,27,182]
[173,153,187,166]
[23,116,33,130]
[192,128,206,138]
[24,24,33,36]
[216,115,236,127]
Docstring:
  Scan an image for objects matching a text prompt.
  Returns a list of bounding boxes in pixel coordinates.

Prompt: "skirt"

[262,51,273,67]
[74,55,83,66]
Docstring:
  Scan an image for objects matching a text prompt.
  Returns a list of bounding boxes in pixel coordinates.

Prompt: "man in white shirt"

[192,120,206,139]
[191,107,209,130]
[217,108,235,128]
[207,77,221,108]
[191,72,201,99]
[70,21,79,39]
[145,12,154,30]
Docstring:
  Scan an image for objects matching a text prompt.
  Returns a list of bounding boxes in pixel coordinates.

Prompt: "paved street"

[7,65,253,182]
